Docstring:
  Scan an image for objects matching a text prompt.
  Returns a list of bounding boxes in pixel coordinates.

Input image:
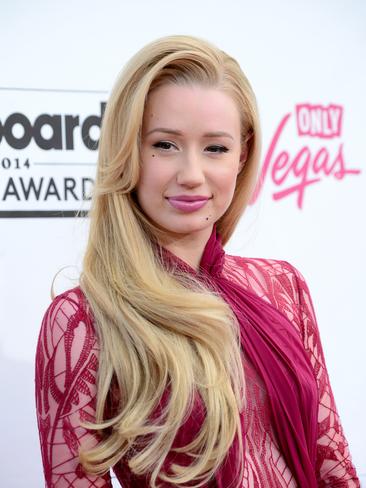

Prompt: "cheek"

[137,160,173,198]
[215,167,239,196]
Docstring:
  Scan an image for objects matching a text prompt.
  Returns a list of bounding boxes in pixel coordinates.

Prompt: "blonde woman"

[35,36,359,488]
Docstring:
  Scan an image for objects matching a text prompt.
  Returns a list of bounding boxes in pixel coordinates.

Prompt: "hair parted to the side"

[79,35,261,487]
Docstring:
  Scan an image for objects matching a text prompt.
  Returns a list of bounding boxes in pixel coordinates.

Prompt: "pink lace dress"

[35,249,360,487]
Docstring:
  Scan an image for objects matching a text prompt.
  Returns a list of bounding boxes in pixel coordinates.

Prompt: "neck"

[160,225,214,271]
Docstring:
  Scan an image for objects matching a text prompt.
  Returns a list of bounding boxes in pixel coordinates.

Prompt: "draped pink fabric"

[35,226,360,487]
[168,228,319,487]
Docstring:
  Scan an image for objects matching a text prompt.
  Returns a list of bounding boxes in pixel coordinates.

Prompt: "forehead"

[142,84,241,134]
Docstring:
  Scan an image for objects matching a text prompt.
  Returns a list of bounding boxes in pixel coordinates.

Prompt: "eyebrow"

[145,128,234,140]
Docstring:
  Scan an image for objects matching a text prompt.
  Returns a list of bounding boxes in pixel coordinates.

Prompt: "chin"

[165,221,213,236]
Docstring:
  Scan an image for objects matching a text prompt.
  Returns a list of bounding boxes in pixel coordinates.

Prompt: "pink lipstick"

[166,195,211,212]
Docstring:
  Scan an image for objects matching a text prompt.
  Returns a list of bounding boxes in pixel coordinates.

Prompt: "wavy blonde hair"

[79,35,261,487]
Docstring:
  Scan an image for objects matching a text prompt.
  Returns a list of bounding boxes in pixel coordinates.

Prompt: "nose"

[176,150,205,187]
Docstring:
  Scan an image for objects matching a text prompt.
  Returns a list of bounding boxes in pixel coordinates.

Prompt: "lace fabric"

[222,256,359,487]
[35,237,360,487]
[35,288,112,488]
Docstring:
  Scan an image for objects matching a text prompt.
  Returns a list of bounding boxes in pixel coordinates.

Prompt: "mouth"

[166,195,212,202]
[166,196,212,212]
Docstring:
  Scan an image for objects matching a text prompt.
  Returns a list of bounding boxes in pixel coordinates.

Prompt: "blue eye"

[152,141,175,150]
[206,145,229,153]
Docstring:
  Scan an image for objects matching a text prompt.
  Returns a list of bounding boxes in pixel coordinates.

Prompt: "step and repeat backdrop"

[1,0,365,486]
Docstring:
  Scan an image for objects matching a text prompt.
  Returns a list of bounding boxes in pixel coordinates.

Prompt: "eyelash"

[152,141,229,153]
[152,141,175,150]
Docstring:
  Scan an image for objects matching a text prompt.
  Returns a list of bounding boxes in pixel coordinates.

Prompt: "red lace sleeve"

[285,263,360,487]
[35,287,112,488]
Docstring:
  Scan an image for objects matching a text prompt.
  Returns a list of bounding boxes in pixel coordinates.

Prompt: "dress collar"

[158,224,225,279]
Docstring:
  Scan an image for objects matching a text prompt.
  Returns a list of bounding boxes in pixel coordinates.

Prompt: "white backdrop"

[0,0,365,486]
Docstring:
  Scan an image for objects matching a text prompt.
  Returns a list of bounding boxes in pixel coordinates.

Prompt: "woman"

[35,36,360,487]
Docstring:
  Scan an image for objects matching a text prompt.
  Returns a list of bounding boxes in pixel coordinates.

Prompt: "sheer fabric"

[35,232,360,487]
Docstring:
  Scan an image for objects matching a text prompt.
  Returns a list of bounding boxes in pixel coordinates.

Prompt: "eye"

[206,145,229,154]
[152,141,177,150]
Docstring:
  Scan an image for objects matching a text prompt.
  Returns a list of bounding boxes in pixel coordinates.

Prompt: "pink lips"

[166,195,211,212]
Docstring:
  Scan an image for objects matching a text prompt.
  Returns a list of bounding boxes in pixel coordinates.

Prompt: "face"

[137,83,244,244]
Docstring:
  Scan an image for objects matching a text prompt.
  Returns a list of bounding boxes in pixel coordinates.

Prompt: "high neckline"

[199,224,225,278]
[158,224,225,279]
[157,222,319,487]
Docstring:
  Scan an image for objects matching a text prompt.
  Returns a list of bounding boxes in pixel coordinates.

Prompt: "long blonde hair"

[80,35,261,487]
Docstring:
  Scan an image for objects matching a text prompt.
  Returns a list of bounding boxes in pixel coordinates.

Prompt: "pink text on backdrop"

[296,103,343,138]
[250,104,361,209]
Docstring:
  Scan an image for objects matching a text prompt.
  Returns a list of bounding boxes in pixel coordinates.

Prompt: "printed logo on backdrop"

[1,91,361,217]
[0,87,107,218]
[251,103,361,208]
